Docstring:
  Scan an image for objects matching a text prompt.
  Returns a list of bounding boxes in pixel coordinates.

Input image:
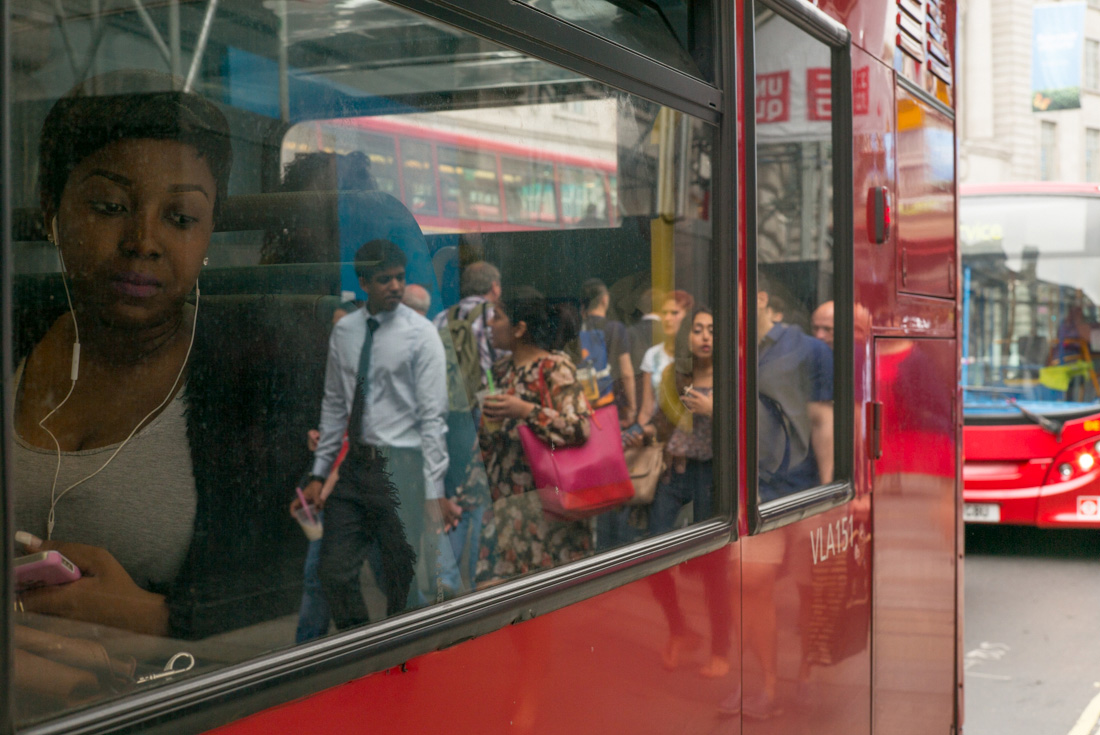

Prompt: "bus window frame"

[745,0,855,534]
[0,1,737,733]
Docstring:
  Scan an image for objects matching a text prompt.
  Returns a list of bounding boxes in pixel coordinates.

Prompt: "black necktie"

[350,315,380,443]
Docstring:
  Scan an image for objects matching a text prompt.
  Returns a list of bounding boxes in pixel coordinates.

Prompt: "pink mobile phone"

[14,550,82,591]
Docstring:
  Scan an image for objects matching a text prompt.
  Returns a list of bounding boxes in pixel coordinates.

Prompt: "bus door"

[872,338,959,735]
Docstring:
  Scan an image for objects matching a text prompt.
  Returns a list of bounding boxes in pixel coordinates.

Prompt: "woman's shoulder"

[641,342,664,365]
[543,351,578,373]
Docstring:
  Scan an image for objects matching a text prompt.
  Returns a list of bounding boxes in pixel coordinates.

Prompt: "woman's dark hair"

[38,71,232,216]
[497,285,578,352]
[659,305,713,425]
[673,306,713,375]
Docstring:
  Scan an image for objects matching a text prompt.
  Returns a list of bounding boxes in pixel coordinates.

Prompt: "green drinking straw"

[486,368,496,392]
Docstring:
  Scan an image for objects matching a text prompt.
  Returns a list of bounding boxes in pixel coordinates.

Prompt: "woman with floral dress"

[475,286,593,587]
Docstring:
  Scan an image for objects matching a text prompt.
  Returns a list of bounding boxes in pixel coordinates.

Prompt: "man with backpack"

[434,261,505,409]
[580,279,642,551]
[579,278,636,426]
[433,261,507,593]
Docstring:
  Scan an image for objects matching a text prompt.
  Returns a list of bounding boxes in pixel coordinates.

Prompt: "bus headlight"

[1080,453,1096,472]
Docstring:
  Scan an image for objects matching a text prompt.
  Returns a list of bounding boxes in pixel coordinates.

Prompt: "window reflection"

[9,1,716,724]
[519,0,711,80]
[754,10,837,504]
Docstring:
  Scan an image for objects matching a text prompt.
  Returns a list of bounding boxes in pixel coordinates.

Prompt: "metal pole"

[962,265,972,392]
[170,0,181,81]
[278,0,290,121]
[184,0,219,93]
[675,110,690,220]
[74,10,114,85]
[0,0,15,730]
[131,0,173,65]
[52,0,80,79]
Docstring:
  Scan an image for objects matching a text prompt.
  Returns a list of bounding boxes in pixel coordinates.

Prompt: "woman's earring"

[202,257,209,266]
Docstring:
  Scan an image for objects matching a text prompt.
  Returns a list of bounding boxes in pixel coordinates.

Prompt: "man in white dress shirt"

[303,239,459,626]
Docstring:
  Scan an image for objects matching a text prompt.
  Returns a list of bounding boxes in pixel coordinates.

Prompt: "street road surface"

[965,525,1100,735]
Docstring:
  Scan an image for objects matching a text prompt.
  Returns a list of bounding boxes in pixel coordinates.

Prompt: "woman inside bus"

[13,73,319,641]
[639,306,729,677]
[631,290,693,441]
[475,285,593,587]
[648,306,715,534]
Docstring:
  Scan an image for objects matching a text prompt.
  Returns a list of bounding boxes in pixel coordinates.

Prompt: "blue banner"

[1033,2,1087,111]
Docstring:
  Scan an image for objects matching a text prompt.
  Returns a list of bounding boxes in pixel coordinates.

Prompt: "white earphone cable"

[39,217,202,539]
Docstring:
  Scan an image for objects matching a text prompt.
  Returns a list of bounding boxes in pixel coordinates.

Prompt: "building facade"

[960,0,1100,184]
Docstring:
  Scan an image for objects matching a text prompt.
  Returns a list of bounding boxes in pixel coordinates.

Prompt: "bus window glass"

[502,157,558,225]
[401,139,439,217]
[281,122,401,199]
[517,0,713,81]
[961,194,1100,410]
[355,131,400,198]
[753,9,837,505]
[561,166,609,225]
[7,0,716,725]
[438,145,503,222]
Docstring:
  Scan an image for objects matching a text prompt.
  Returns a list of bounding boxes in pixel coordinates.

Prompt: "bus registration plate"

[963,503,1000,523]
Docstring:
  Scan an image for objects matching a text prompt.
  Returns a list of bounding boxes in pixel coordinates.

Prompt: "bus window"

[438,145,503,222]
[561,166,609,225]
[281,123,401,199]
[502,157,558,225]
[7,0,716,726]
[753,8,839,508]
[353,130,400,198]
[401,139,439,217]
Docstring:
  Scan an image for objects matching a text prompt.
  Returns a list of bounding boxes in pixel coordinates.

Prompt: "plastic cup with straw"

[293,476,323,541]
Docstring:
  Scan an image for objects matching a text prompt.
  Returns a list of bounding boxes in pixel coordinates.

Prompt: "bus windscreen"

[961,194,1100,417]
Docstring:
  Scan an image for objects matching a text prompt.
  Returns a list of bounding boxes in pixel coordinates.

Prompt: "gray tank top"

[13,361,197,590]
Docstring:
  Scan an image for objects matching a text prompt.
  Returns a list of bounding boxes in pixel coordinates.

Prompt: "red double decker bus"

[2,1,961,734]
[284,116,619,233]
[961,182,1100,527]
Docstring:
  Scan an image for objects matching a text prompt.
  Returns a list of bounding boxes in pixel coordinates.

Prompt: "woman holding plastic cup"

[475,286,592,587]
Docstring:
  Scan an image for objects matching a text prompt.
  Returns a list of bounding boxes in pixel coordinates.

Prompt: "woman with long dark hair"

[650,306,715,534]
[475,286,593,587]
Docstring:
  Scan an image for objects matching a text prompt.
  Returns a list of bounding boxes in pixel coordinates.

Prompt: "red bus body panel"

[964,417,1100,527]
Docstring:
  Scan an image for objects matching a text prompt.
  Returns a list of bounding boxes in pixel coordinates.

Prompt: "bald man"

[403,283,432,316]
[811,300,835,349]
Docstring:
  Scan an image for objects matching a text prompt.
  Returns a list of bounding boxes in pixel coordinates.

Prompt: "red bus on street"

[283,116,619,234]
[961,182,1100,527]
[2,1,961,734]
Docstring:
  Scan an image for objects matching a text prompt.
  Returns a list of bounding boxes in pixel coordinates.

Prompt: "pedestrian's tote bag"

[517,368,634,521]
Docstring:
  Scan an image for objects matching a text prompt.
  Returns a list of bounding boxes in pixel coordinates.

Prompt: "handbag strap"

[533,358,602,431]
[535,359,551,408]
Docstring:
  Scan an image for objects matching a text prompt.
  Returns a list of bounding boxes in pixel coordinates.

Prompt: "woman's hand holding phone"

[19,541,169,637]
[681,387,713,417]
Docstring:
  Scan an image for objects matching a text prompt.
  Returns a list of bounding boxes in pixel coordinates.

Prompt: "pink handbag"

[517,368,634,521]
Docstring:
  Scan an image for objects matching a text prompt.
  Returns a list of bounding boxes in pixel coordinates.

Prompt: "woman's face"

[488,301,515,352]
[661,298,687,337]
[690,311,714,359]
[51,138,217,330]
